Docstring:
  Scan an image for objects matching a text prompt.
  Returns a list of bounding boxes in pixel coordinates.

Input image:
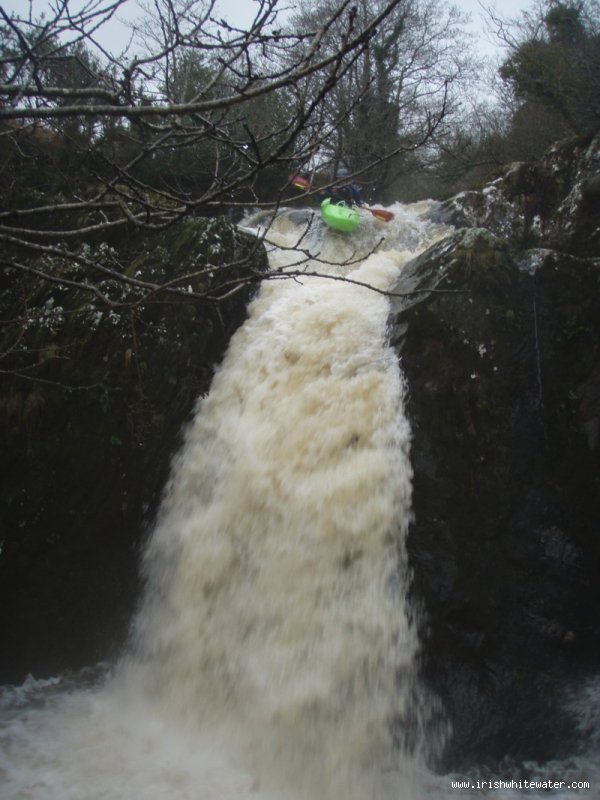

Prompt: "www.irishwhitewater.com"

[451,779,591,790]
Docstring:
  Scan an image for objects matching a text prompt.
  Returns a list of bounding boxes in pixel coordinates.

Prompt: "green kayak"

[320,198,360,233]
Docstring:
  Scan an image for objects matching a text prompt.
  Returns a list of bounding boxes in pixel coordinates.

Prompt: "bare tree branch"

[0,0,472,333]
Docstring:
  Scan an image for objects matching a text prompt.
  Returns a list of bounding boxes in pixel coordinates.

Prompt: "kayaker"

[321,166,364,207]
[288,171,394,224]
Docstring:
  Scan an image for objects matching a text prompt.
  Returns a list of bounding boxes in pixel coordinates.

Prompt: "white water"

[3,203,595,799]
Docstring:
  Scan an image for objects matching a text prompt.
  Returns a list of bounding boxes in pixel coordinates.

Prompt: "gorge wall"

[0,218,266,683]
[392,133,600,768]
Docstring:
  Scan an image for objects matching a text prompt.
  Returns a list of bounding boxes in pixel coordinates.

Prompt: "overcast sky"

[1,0,536,58]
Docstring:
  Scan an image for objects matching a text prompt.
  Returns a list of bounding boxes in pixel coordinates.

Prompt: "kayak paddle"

[362,206,394,222]
[289,174,310,191]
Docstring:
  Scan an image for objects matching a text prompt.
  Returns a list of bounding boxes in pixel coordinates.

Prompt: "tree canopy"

[0,0,474,249]
[3,0,597,310]
[499,1,600,136]
[288,0,470,198]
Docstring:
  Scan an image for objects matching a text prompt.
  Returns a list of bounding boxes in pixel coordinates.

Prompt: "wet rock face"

[0,218,266,684]
[440,133,600,259]
[392,136,600,769]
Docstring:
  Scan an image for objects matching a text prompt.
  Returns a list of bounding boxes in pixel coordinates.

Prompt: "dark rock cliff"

[392,134,600,768]
[0,217,266,684]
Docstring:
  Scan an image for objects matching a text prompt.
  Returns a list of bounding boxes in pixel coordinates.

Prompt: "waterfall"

[0,203,450,800]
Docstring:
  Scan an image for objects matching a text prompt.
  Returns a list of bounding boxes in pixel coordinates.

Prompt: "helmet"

[336,166,349,179]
